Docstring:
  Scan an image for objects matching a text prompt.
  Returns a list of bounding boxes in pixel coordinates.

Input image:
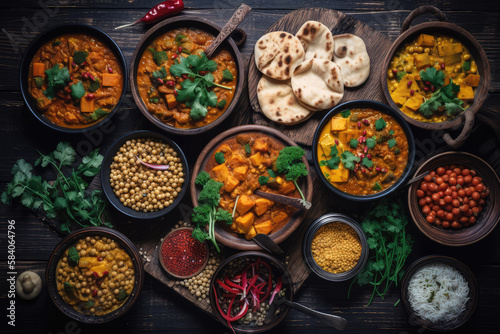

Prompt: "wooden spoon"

[204,3,252,58]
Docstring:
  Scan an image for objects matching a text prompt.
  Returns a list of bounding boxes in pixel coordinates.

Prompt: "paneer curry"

[137,28,237,129]
[28,34,123,128]
[56,235,135,316]
[317,108,409,195]
[205,133,300,240]
[387,33,479,122]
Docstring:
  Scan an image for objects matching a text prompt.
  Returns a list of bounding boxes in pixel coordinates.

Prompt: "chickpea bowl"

[303,213,368,281]
[46,227,144,323]
[101,130,189,219]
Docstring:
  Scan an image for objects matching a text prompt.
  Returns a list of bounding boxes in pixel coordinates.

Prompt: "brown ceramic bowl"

[401,255,478,332]
[46,227,144,324]
[190,125,313,250]
[209,251,293,333]
[129,15,246,135]
[158,227,209,279]
[381,5,490,147]
[408,151,500,246]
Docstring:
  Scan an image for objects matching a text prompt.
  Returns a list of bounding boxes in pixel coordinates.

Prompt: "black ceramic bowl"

[303,213,368,281]
[19,24,127,133]
[101,130,189,219]
[209,251,293,333]
[46,227,144,324]
[129,15,246,136]
[313,100,416,202]
[400,255,478,332]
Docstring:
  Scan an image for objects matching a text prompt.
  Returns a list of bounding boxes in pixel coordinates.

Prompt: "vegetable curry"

[56,235,135,316]
[28,34,123,128]
[137,28,237,129]
[387,33,480,123]
[205,133,299,240]
[317,109,409,195]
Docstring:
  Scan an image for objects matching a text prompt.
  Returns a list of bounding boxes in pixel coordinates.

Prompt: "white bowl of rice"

[401,255,478,332]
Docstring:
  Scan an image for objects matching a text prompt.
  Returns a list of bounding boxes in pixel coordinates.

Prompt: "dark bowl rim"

[209,251,293,333]
[129,15,246,136]
[46,226,144,324]
[189,124,313,250]
[303,213,369,281]
[312,99,416,202]
[157,227,210,279]
[380,21,491,130]
[19,23,128,134]
[407,151,500,246]
[100,130,190,219]
[400,255,479,332]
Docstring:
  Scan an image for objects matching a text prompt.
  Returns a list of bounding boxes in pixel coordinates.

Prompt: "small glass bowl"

[303,213,368,281]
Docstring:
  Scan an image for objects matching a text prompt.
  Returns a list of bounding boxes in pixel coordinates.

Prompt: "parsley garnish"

[419,67,445,88]
[366,137,376,149]
[340,151,360,170]
[348,200,413,306]
[169,52,232,120]
[34,77,44,89]
[70,81,85,99]
[217,99,227,109]
[68,246,80,266]
[214,152,225,164]
[258,176,269,185]
[175,34,187,45]
[268,169,277,178]
[340,109,351,118]
[372,182,382,191]
[396,71,406,82]
[84,108,109,122]
[319,145,341,170]
[73,51,89,65]
[419,80,464,118]
[362,157,373,168]
[375,118,387,131]
[350,139,359,148]
[152,66,167,79]
[192,171,232,252]
[387,138,397,149]
[43,64,70,99]
[462,61,471,72]
[244,144,251,155]
[88,77,100,93]
[222,69,234,81]
[276,146,310,208]
[153,51,168,66]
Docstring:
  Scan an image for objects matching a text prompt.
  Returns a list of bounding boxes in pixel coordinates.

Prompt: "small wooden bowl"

[381,5,491,148]
[400,255,478,332]
[190,125,313,250]
[408,151,500,246]
[46,227,144,324]
[209,251,293,333]
[129,15,246,136]
[158,227,209,279]
[312,100,416,202]
[19,24,127,133]
[101,130,190,220]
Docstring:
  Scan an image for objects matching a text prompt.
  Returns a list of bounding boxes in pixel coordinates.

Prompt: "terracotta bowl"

[408,151,500,246]
[401,255,478,332]
[101,130,190,220]
[381,5,490,148]
[209,251,293,333]
[129,15,246,135]
[190,124,313,250]
[19,24,127,133]
[46,227,144,324]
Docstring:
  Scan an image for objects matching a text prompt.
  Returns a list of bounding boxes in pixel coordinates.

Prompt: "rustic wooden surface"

[1,1,500,333]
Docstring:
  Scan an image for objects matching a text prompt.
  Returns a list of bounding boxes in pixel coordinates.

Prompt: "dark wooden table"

[1,1,499,333]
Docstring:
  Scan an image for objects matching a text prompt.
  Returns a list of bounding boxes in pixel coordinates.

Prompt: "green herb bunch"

[191,171,233,252]
[349,199,413,305]
[1,142,111,233]
[275,146,311,208]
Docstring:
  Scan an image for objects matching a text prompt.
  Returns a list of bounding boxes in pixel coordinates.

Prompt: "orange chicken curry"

[28,34,123,128]
[205,133,300,240]
[137,28,237,129]
[387,33,479,123]
[317,108,409,196]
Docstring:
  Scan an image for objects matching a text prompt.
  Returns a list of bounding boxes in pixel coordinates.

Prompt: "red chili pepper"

[115,0,184,30]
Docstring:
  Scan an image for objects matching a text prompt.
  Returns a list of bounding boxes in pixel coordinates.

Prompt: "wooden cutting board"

[133,7,395,324]
[248,8,393,147]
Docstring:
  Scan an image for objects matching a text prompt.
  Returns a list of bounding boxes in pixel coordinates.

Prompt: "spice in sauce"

[161,229,208,277]
[311,222,362,274]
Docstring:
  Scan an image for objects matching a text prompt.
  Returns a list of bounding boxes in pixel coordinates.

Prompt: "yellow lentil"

[311,222,362,274]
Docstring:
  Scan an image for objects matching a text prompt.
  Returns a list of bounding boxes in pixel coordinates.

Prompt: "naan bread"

[332,34,370,87]
[257,76,312,125]
[254,31,305,80]
[295,21,334,60]
[291,58,344,110]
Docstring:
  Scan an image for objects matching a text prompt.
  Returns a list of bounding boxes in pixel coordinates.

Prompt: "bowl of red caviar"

[158,227,210,279]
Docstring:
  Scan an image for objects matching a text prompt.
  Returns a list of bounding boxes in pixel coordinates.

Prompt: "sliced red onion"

[135,155,169,170]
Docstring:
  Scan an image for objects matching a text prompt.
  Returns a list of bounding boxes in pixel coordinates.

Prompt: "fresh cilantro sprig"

[192,171,233,252]
[1,142,111,234]
[170,52,232,120]
[276,146,311,208]
[320,145,341,170]
[419,80,464,118]
[348,199,413,305]
[44,64,70,99]
[419,67,445,88]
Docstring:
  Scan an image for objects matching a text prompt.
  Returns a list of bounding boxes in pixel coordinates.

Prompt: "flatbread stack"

[254,21,370,125]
